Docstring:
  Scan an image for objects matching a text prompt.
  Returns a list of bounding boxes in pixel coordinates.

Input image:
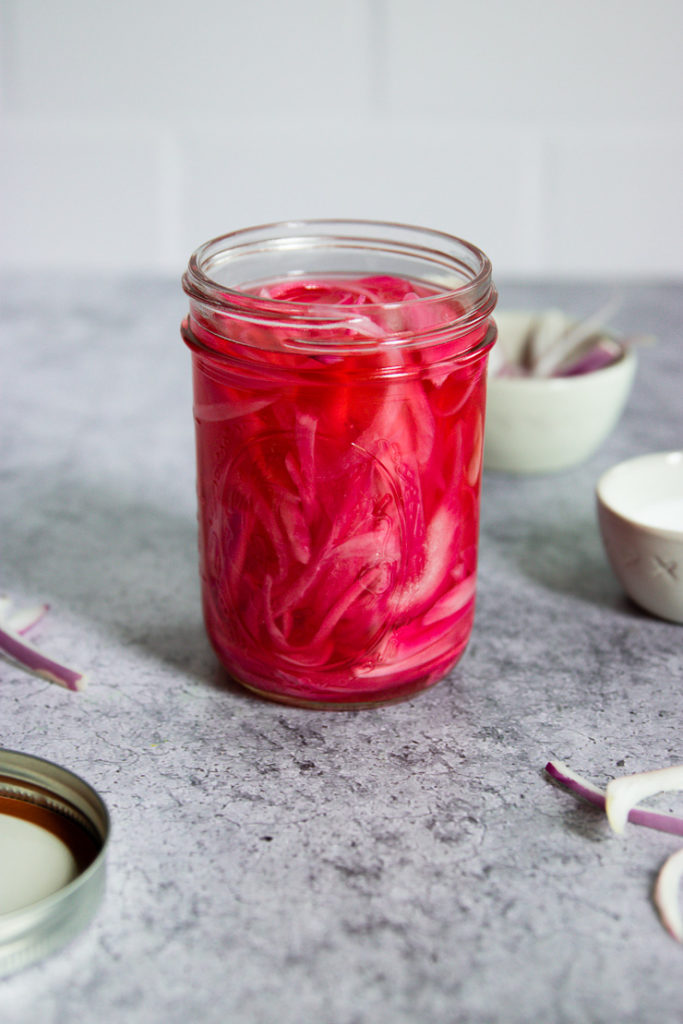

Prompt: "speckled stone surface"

[1,274,682,1023]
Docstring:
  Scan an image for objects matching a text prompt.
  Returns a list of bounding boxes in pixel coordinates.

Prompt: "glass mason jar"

[181,220,497,708]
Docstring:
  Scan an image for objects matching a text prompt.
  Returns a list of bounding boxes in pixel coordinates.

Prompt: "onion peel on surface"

[0,598,87,692]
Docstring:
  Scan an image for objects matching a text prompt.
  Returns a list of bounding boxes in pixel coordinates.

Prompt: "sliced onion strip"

[605,766,683,835]
[547,759,683,944]
[654,848,683,943]
[6,602,50,635]
[0,599,87,692]
[545,761,683,837]
[545,760,608,809]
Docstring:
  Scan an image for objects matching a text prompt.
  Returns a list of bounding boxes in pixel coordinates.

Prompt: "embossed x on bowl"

[597,451,683,623]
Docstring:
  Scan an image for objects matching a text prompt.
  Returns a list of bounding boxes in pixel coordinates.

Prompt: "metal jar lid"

[0,748,109,977]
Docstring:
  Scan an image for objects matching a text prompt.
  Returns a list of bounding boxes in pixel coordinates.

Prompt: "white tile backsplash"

[542,127,683,275]
[1,0,682,276]
[0,120,166,270]
[6,0,372,119]
[178,118,531,272]
[384,0,683,124]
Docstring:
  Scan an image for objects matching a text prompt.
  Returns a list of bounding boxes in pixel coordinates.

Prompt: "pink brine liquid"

[185,275,494,706]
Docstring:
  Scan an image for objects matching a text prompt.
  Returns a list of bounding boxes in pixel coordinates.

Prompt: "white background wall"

[1,0,682,277]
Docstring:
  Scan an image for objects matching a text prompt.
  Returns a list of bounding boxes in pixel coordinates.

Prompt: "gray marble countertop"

[1,274,682,1024]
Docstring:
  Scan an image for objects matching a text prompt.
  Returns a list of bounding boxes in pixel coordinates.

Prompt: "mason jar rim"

[183,219,495,317]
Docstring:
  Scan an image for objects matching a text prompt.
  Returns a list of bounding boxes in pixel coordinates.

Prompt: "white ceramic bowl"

[484,311,637,473]
[597,451,683,623]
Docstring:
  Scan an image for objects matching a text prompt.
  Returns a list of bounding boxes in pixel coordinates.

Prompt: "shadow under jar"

[181,220,497,708]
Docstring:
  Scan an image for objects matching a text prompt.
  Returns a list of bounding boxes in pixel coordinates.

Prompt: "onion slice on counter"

[605,766,683,835]
[0,595,50,634]
[547,759,683,944]
[545,760,607,809]
[654,848,683,943]
[545,761,683,837]
[0,598,87,692]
